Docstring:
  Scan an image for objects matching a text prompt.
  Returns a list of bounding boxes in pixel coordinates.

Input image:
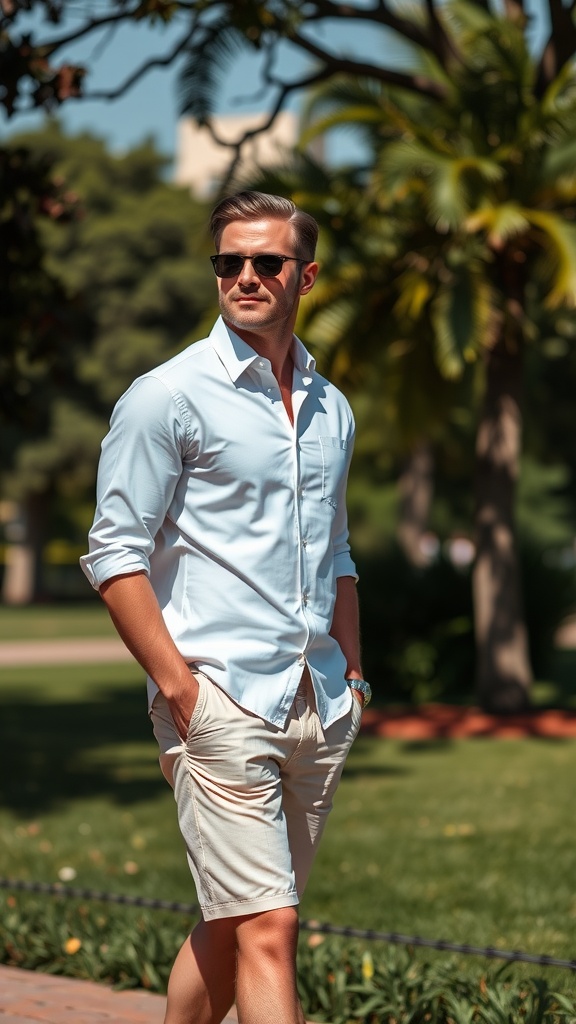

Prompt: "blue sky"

[4,9,397,168]
[3,2,549,170]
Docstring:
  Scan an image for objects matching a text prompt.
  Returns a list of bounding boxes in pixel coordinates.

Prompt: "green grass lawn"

[1,658,576,993]
[0,602,116,641]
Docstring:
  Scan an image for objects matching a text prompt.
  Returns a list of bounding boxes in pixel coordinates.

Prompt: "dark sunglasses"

[210,253,307,278]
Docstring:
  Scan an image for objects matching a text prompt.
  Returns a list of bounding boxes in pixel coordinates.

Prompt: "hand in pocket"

[168,673,200,741]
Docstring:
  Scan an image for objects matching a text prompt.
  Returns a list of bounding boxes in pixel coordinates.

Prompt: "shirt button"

[302,591,309,605]
[302,538,308,548]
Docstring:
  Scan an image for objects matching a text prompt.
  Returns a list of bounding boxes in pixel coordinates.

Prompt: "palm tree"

[238,3,576,711]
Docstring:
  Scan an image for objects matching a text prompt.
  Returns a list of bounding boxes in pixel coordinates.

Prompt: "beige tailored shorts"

[150,668,361,922]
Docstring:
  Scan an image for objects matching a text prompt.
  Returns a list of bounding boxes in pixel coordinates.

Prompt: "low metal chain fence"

[1,876,575,972]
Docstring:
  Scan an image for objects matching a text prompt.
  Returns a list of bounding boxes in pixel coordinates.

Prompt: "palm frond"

[541,140,576,185]
[430,264,497,378]
[383,140,503,229]
[393,269,433,321]
[525,210,576,307]
[465,202,530,248]
[177,19,249,122]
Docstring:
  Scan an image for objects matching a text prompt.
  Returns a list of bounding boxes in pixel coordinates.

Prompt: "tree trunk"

[397,439,435,567]
[472,332,532,713]
[2,493,48,605]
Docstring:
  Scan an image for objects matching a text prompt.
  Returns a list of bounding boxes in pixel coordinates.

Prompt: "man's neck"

[224,321,295,383]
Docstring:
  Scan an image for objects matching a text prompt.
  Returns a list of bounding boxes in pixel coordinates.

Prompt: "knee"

[236,907,299,964]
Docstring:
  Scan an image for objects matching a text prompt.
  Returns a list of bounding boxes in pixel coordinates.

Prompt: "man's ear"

[300,262,319,295]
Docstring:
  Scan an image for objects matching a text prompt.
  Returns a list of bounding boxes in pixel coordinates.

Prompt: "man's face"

[215,217,318,340]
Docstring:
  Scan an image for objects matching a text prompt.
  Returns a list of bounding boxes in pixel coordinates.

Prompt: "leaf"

[177,20,249,122]
[465,202,530,249]
[525,210,576,307]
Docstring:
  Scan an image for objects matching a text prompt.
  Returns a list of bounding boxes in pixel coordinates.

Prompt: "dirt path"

[0,638,132,666]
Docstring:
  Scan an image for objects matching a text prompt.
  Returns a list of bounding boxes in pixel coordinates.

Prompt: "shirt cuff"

[79,553,149,590]
[334,550,358,581]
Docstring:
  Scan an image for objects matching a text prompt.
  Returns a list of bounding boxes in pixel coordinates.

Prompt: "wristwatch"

[346,678,372,707]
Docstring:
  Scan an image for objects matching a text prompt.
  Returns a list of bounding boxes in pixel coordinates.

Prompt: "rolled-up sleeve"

[80,376,191,590]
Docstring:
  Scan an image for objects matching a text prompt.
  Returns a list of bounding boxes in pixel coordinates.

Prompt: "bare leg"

[164,917,237,1024]
[235,907,305,1024]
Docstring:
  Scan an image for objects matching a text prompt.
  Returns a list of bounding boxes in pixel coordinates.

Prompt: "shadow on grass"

[342,737,412,779]
[542,648,576,708]
[399,739,455,753]
[0,686,166,815]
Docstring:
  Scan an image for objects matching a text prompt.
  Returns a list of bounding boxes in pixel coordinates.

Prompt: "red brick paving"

[0,965,240,1024]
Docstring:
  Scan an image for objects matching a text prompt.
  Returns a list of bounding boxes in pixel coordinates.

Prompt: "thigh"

[174,672,299,921]
[282,695,362,898]
[149,690,183,787]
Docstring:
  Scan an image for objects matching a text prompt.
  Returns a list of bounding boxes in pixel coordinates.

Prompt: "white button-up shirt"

[80,317,357,729]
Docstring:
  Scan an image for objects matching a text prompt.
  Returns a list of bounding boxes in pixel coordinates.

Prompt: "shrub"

[357,542,576,705]
[2,895,576,1021]
[297,938,576,1024]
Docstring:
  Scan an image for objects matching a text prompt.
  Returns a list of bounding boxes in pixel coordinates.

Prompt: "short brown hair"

[210,190,318,261]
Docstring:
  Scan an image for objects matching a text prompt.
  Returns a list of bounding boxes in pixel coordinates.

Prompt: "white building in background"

[174,110,318,198]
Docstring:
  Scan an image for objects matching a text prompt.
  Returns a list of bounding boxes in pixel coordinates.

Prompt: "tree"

[212,4,576,711]
[4,0,576,710]
[2,122,214,602]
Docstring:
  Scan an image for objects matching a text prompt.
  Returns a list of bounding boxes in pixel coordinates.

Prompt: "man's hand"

[167,673,201,741]
[99,572,201,740]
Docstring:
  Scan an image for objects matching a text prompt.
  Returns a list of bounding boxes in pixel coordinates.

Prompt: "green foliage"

[1,897,575,1020]
[291,4,576,390]
[297,940,576,1024]
[240,2,576,711]
[1,123,214,569]
[8,123,214,422]
[0,894,189,992]
[357,545,474,704]
[0,144,78,434]
[0,602,115,642]
[358,542,576,704]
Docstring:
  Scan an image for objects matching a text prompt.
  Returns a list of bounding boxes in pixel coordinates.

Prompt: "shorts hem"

[201,891,299,922]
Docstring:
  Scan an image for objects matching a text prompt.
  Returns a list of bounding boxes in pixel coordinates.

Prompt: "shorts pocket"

[350,692,363,733]
[186,669,207,739]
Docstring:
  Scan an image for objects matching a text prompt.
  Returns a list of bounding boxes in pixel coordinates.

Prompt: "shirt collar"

[209,317,316,383]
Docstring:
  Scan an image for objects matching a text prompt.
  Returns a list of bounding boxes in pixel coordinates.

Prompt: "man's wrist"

[346,677,372,707]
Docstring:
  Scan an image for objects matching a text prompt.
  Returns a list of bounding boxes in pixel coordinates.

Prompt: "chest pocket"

[319,436,349,513]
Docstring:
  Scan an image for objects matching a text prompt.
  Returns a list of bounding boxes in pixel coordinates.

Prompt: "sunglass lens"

[214,255,245,277]
[252,256,284,277]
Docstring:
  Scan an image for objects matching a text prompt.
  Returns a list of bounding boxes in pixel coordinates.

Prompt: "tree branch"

[39,8,146,58]
[304,0,448,59]
[285,28,448,102]
[84,28,193,102]
[25,1,194,57]
[202,63,348,190]
[423,0,462,64]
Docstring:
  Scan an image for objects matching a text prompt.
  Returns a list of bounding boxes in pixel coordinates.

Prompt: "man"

[80,190,370,1024]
